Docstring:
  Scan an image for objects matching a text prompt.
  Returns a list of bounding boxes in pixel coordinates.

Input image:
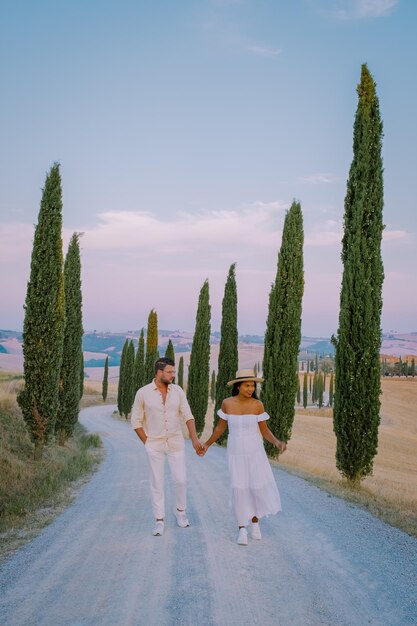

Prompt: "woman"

[202,369,286,545]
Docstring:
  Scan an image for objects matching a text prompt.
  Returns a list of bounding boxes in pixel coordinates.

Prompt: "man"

[131,357,203,536]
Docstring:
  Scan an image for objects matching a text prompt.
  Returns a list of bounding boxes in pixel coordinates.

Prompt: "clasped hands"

[192,439,208,457]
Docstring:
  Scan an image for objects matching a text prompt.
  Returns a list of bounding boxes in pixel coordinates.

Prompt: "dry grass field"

[278,377,417,536]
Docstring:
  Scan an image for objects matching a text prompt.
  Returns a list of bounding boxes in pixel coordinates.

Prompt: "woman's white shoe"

[251,522,262,540]
[237,527,248,545]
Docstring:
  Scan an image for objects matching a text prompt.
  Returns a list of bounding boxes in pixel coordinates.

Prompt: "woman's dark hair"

[231,381,258,399]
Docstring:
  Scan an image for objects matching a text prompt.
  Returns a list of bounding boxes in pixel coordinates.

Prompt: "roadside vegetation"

[0,371,104,560]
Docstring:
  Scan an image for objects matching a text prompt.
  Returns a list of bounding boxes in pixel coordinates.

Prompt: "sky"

[0,0,416,336]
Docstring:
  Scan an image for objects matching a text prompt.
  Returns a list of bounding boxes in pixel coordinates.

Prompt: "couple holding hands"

[131,357,286,545]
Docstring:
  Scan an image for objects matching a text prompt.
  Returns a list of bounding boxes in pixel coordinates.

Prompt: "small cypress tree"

[17,163,65,460]
[214,263,238,443]
[332,65,384,484]
[102,355,109,401]
[56,233,83,445]
[178,356,184,389]
[80,352,84,400]
[309,374,312,393]
[329,372,334,407]
[303,372,308,409]
[307,360,310,374]
[187,280,211,436]
[318,372,324,408]
[122,340,135,418]
[411,358,415,378]
[144,310,158,384]
[134,328,145,393]
[117,339,129,416]
[261,201,304,454]
[165,339,175,382]
[165,338,175,362]
[210,369,216,402]
[296,375,301,405]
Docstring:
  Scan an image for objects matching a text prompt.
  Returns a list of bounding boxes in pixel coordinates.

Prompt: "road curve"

[0,405,416,626]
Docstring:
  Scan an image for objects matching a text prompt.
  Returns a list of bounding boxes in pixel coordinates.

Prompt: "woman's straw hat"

[227,368,264,386]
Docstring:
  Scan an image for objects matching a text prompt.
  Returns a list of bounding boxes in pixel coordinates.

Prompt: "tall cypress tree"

[134,328,145,393]
[144,310,158,384]
[117,339,129,416]
[17,163,65,460]
[261,201,304,454]
[56,233,83,445]
[332,65,384,484]
[178,356,184,389]
[214,263,238,443]
[102,355,109,401]
[187,280,211,436]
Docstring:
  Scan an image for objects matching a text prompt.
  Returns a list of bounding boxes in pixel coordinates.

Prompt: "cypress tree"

[56,233,83,445]
[17,163,65,460]
[309,375,312,393]
[144,310,158,384]
[303,372,308,408]
[312,372,317,404]
[165,338,175,362]
[214,263,238,443]
[329,373,334,408]
[411,358,415,378]
[102,355,109,401]
[318,372,324,408]
[122,340,135,417]
[134,328,145,393]
[178,356,184,389]
[165,339,175,383]
[80,352,84,400]
[261,202,304,454]
[296,375,301,405]
[332,65,384,484]
[210,369,216,403]
[187,280,211,436]
[117,339,129,416]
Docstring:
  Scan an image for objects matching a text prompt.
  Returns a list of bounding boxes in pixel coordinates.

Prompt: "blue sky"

[1,0,416,336]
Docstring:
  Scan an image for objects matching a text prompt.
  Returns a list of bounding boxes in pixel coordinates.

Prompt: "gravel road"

[1,405,416,626]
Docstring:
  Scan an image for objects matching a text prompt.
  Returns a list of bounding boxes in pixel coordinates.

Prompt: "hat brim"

[227,376,264,386]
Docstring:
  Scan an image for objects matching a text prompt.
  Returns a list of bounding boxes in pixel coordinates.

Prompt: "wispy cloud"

[248,44,281,57]
[301,173,341,184]
[383,229,409,242]
[314,0,399,20]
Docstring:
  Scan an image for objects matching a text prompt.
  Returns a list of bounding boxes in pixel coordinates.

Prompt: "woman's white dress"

[217,409,282,526]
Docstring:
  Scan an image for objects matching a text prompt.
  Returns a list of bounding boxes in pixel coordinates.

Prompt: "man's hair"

[154,357,175,374]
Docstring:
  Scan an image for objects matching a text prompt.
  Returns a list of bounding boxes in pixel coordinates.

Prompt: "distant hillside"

[1,329,416,371]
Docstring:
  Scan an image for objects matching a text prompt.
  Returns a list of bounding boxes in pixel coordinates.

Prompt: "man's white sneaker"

[153,521,164,536]
[174,509,190,528]
[237,527,248,545]
[251,522,262,540]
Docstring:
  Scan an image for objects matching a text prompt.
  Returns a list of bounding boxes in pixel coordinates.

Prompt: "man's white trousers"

[145,438,186,519]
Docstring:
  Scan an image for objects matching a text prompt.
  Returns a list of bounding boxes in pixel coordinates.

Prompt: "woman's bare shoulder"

[252,399,265,415]
[222,397,234,411]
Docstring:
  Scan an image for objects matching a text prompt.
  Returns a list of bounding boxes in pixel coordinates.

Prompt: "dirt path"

[0,405,416,626]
